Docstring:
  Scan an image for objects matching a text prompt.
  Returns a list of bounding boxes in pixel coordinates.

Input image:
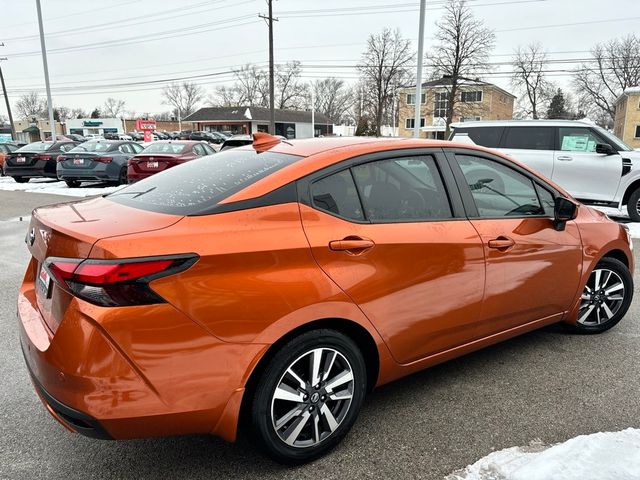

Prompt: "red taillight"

[33,155,51,161]
[94,156,113,163]
[56,155,65,162]
[44,255,197,307]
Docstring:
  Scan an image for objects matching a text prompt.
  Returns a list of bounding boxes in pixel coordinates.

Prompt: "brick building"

[398,76,515,139]
[614,87,640,149]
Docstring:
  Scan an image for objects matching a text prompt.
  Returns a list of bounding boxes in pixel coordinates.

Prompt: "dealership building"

[66,118,124,137]
[184,106,333,138]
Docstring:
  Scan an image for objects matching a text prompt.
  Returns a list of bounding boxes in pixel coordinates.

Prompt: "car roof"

[450,119,596,128]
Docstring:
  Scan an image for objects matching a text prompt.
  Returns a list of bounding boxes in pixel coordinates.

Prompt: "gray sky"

[0,0,639,118]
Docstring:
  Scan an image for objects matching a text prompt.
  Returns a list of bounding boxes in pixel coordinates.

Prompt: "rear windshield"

[142,143,188,154]
[107,148,302,215]
[221,140,252,151]
[18,141,53,152]
[70,142,112,153]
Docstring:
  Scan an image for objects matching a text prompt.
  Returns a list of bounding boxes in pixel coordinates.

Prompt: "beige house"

[14,118,65,142]
[614,87,640,149]
[398,76,515,139]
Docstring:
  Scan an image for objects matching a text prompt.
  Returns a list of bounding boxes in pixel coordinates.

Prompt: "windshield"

[70,141,112,153]
[18,142,53,152]
[594,126,632,151]
[141,143,188,154]
[108,149,302,215]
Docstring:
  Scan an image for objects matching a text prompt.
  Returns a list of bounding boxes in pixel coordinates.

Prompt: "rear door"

[552,126,622,201]
[500,126,555,178]
[299,148,486,364]
[446,148,582,336]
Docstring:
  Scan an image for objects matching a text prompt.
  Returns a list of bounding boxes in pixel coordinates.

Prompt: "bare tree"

[70,107,87,119]
[15,91,45,119]
[431,0,495,132]
[573,34,640,126]
[512,43,553,119]
[161,81,205,118]
[276,61,308,110]
[211,65,268,107]
[103,97,126,117]
[312,78,354,124]
[358,28,413,136]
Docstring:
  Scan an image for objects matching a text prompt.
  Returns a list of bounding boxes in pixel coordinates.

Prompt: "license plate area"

[147,161,159,168]
[73,159,85,165]
[16,156,26,163]
[37,263,52,299]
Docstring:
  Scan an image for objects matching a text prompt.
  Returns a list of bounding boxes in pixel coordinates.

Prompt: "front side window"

[311,170,364,221]
[558,127,602,152]
[503,127,553,150]
[434,92,448,118]
[351,156,452,221]
[456,154,544,217]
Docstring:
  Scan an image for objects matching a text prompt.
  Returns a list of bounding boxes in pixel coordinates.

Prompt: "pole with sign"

[136,119,156,142]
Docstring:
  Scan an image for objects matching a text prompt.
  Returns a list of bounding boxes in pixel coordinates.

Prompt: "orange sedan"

[18,133,634,464]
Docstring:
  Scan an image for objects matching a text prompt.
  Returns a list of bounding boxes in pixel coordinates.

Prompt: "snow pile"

[0,176,121,197]
[447,429,640,480]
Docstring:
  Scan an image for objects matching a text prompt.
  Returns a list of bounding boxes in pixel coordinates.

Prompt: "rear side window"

[454,127,505,148]
[503,127,554,150]
[311,170,364,221]
[352,157,452,221]
[108,149,301,215]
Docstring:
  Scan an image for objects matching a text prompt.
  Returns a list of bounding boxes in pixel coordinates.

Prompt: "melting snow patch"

[0,176,122,197]
[446,429,640,480]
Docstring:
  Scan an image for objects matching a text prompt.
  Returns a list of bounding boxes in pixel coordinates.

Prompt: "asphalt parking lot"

[1,190,639,480]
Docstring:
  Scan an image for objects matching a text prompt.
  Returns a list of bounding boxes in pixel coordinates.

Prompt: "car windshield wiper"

[108,186,157,199]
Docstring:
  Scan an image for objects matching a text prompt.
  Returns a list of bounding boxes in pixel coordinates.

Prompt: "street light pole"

[413,0,426,138]
[35,0,56,141]
[0,56,17,140]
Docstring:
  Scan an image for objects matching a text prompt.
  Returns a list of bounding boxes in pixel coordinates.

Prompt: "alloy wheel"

[577,268,625,326]
[270,347,354,449]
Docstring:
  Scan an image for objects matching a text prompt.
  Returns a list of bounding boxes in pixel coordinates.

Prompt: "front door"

[552,126,622,202]
[449,150,582,336]
[299,150,486,364]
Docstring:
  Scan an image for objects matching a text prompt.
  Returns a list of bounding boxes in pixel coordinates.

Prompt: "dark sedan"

[4,141,78,183]
[127,140,215,183]
[56,140,143,187]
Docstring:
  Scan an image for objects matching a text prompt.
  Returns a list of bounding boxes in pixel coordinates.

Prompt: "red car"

[127,140,215,182]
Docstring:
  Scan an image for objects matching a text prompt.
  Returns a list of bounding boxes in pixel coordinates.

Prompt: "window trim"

[442,147,561,220]
[297,147,467,224]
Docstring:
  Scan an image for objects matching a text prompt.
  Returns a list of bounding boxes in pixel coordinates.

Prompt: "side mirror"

[554,196,578,231]
[595,143,616,155]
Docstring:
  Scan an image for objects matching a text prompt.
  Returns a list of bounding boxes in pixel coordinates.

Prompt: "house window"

[434,92,448,118]
[635,125,640,138]
[461,91,483,103]
[405,118,426,129]
[406,93,426,105]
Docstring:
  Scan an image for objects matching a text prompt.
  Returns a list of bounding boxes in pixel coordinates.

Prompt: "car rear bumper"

[5,165,56,178]
[57,163,117,182]
[17,270,267,442]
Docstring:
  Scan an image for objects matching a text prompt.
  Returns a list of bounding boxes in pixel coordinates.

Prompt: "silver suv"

[449,120,640,220]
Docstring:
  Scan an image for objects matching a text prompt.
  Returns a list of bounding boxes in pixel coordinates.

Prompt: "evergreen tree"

[547,89,570,119]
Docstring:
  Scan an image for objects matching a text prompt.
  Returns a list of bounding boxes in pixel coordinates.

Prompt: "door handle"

[557,156,573,161]
[488,236,515,250]
[329,237,375,254]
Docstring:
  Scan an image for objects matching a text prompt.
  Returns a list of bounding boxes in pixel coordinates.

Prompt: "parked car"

[449,120,640,220]
[220,134,253,151]
[116,133,133,141]
[18,133,634,464]
[65,134,87,143]
[127,140,215,182]
[128,132,144,141]
[56,140,143,187]
[186,131,219,144]
[4,140,78,182]
[0,142,19,175]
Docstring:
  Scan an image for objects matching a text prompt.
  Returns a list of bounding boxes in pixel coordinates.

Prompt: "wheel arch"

[621,178,640,207]
[602,248,630,268]
[237,317,381,435]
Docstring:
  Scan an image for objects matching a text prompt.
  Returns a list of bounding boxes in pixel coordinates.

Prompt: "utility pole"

[0,49,17,140]
[259,1,278,135]
[310,86,315,138]
[35,0,56,141]
[413,0,426,138]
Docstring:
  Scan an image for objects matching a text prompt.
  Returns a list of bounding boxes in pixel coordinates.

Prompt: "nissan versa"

[18,134,634,464]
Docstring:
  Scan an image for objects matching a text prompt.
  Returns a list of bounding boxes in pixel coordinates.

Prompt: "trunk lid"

[27,196,184,333]
[6,151,44,167]
[129,154,182,173]
[58,152,105,169]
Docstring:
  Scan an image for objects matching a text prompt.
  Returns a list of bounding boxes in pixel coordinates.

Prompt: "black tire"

[250,329,367,464]
[568,257,633,334]
[626,188,640,222]
[118,166,128,186]
[13,176,28,183]
[65,179,80,188]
